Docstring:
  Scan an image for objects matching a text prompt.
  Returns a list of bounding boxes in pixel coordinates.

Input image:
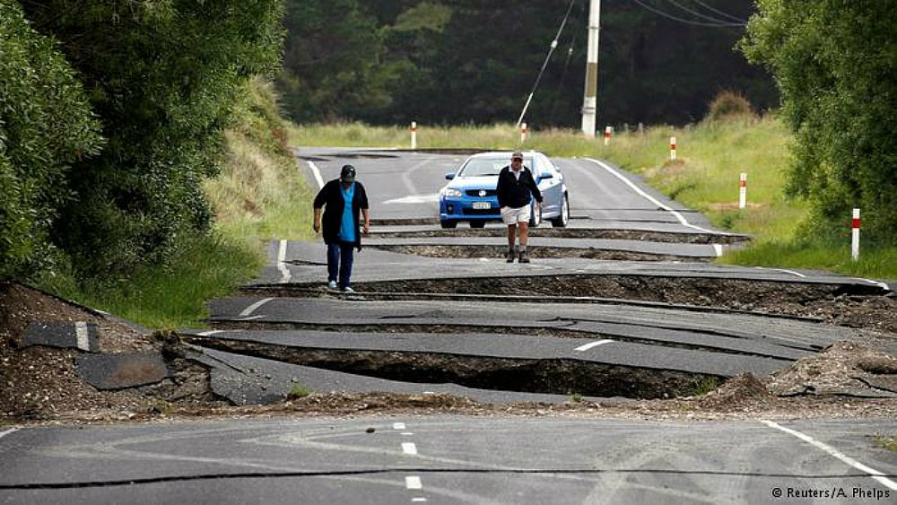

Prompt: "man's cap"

[511,151,524,160]
[340,164,356,182]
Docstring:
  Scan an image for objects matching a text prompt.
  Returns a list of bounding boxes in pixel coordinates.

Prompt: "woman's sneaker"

[506,249,515,263]
[518,251,530,263]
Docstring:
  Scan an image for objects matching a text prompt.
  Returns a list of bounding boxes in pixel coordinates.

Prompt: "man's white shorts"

[501,205,531,225]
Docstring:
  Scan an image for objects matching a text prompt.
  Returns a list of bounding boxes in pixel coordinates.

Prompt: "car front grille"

[465,189,497,197]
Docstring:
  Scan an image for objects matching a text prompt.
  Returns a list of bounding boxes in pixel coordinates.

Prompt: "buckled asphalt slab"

[75,352,170,390]
[23,321,99,352]
[189,346,602,406]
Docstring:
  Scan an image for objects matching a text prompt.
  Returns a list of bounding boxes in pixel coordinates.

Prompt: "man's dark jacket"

[313,179,369,249]
[496,166,543,209]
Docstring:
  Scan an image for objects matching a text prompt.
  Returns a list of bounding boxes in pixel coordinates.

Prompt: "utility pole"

[581,0,601,137]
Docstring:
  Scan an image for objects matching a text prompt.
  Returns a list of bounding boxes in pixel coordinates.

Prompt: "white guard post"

[852,208,861,261]
[739,172,747,209]
[411,121,417,150]
[670,136,677,160]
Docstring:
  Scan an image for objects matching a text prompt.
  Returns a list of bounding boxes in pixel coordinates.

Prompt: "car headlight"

[443,188,463,198]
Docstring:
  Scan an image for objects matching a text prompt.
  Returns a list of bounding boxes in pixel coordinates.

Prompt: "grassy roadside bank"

[37,78,315,328]
[291,118,897,279]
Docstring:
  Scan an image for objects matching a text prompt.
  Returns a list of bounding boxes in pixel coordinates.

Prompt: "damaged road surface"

[5,149,897,505]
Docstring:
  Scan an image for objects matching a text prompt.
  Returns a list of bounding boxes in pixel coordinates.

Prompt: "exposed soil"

[371,228,749,245]
[3,281,897,424]
[370,244,706,262]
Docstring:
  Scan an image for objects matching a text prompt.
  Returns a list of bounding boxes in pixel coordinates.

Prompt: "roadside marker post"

[521,122,528,143]
[670,136,677,160]
[411,121,418,150]
[604,126,612,146]
[852,208,861,261]
[739,173,748,209]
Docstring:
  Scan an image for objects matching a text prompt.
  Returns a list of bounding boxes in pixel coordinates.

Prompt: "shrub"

[706,91,755,122]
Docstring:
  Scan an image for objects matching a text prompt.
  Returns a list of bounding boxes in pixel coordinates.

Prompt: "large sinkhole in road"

[186,335,721,400]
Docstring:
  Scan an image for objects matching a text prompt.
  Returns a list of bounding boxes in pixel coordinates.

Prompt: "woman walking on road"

[313,164,370,293]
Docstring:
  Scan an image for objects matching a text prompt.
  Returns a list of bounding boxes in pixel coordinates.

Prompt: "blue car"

[439,151,569,229]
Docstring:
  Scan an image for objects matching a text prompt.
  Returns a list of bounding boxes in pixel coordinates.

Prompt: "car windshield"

[457,157,533,177]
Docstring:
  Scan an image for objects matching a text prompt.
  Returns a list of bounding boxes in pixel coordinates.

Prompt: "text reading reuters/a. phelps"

[771,486,890,501]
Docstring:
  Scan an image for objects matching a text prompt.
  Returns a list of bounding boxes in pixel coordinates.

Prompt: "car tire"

[551,195,569,228]
[440,220,457,229]
[470,221,486,229]
[529,203,542,228]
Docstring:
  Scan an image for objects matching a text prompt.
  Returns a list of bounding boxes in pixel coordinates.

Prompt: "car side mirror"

[445,172,455,180]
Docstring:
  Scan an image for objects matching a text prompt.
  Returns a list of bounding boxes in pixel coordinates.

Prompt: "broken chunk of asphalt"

[76,352,170,390]
[190,346,603,406]
[24,321,98,352]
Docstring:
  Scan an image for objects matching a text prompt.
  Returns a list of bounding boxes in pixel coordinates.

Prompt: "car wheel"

[470,221,486,229]
[551,195,569,228]
[529,203,542,228]
[440,220,457,229]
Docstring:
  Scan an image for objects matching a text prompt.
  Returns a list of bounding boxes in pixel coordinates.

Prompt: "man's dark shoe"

[506,249,515,263]
[519,251,530,263]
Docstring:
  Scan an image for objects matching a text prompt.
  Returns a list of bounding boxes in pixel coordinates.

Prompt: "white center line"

[582,158,721,235]
[393,422,407,430]
[402,442,418,455]
[412,498,428,502]
[307,161,325,190]
[238,315,266,321]
[75,322,90,351]
[762,421,897,491]
[277,240,292,284]
[575,339,614,352]
[712,244,723,257]
[197,330,224,337]
[405,476,423,490]
[401,432,415,436]
[239,298,274,317]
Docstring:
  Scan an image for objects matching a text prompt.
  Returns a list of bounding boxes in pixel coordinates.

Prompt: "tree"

[742,0,897,241]
[0,0,103,279]
[20,0,285,276]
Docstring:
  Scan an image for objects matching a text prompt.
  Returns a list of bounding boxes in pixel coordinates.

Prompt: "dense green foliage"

[279,0,776,127]
[742,0,897,242]
[0,1,103,279]
[16,0,284,278]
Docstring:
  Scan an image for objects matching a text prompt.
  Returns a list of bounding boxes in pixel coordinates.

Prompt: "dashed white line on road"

[307,161,325,190]
[582,158,720,235]
[575,339,614,352]
[75,322,90,351]
[277,240,292,284]
[393,423,407,430]
[401,432,414,436]
[755,266,807,278]
[239,298,274,317]
[238,315,266,321]
[762,420,897,491]
[402,442,418,455]
[713,244,723,257]
[412,498,427,502]
[197,330,225,337]
[406,476,423,490]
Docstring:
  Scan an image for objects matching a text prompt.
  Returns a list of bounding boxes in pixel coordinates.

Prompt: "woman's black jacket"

[313,179,369,249]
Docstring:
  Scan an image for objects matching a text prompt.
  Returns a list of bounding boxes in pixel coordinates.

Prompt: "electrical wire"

[690,0,749,23]
[628,0,746,27]
[515,0,577,128]
[663,0,748,24]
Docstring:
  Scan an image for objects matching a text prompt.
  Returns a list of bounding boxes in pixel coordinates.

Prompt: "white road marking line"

[393,423,407,430]
[307,161,325,190]
[0,428,18,440]
[412,498,428,502]
[402,442,418,455]
[712,244,723,257]
[238,315,266,321]
[575,339,614,352]
[405,476,423,490]
[755,266,807,278]
[762,421,897,491]
[401,432,414,436]
[75,322,90,351]
[582,158,720,235]
[239,298,274,317]
[382,194,440,205]
[854,278,891,291]
[197,330,224,337]
[277,240,292,284]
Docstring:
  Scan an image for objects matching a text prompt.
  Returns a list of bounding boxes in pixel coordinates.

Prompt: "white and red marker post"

[604,126,612,146]
[670,136,677,160]
[739,172,748,209]
[410,121,418,150]
[852,208,861,261]
[521,122,528,143]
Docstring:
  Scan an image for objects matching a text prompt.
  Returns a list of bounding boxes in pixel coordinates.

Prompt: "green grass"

[288,383,313,399]
[876,436,897,454]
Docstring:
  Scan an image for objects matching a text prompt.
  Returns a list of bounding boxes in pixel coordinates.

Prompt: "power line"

[628,0,746,27]
[690,0,748,23]
[516,0,578,127]
[663,0,748,25]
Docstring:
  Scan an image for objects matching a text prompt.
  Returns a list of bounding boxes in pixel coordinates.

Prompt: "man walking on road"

[313,164,370,292]
[496,151,542,263]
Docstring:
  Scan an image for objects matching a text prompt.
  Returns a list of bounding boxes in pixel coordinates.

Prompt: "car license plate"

[472,201,491,210]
